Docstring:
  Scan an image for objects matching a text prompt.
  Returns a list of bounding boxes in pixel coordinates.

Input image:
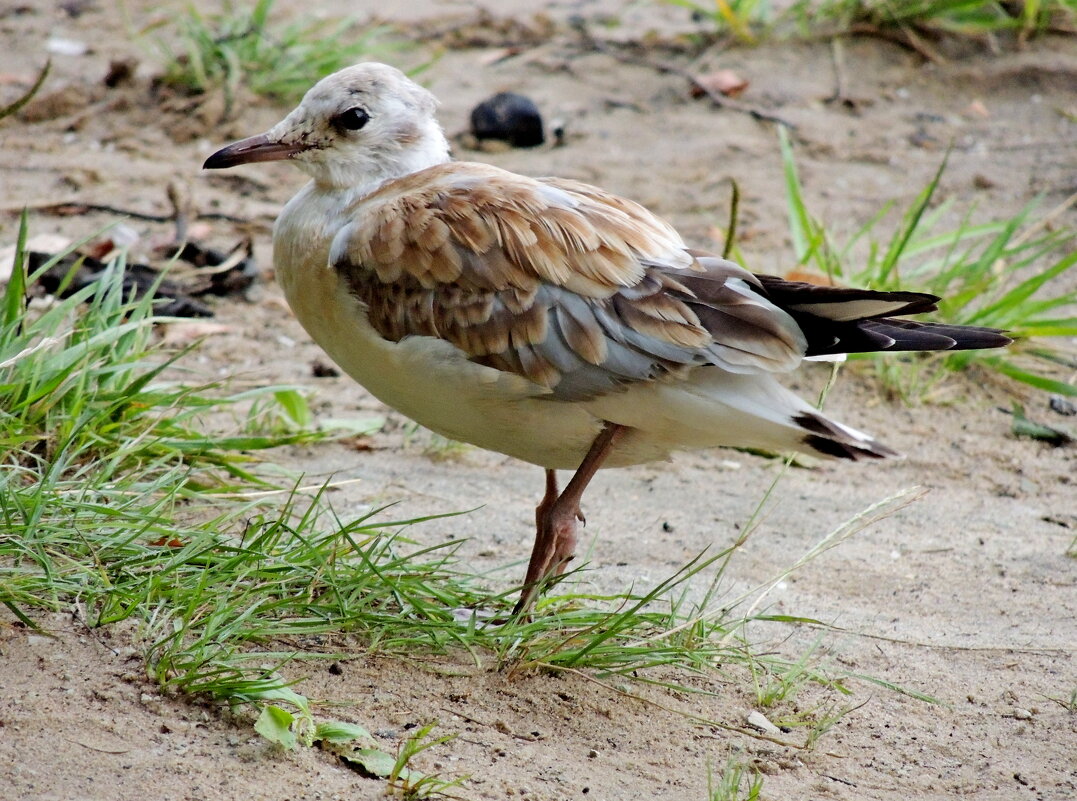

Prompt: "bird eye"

[334,107,370,131]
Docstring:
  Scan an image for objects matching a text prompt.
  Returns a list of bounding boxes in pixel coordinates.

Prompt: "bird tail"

[754,275,1013,356]
[598,372,899,464]
[790,408,898,460]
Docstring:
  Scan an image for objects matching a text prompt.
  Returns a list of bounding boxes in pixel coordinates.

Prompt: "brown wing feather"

[338,163,693,296]
[331,163,793,400]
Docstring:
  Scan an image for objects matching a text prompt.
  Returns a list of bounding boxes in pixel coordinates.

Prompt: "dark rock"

[469,92,544,148]
[312,360,340,378]
[1049,395,1076,416]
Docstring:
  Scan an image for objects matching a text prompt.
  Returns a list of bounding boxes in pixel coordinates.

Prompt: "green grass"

[0,217,932,794]
[788,0,1077,40]
[665,0,1077,42]
[706,754,764,801]
[749,637,826,707]
[774,128,1077,401]
[0,59,49,121]
[145,0,394,107]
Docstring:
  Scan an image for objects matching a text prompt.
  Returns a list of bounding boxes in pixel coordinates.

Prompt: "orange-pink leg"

[513,423,626,615]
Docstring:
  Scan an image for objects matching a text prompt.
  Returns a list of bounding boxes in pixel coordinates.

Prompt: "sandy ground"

[1,1,1075,799]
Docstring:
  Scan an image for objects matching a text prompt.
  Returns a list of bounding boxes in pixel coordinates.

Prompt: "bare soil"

[1,2,1075,800]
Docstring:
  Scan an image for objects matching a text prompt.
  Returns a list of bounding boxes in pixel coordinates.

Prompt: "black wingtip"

[795,413,900,461]
[947,328,1014,350]
[803,434,891,460]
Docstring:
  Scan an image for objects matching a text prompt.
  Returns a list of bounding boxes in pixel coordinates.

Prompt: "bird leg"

[513,423,626,615]
[535,468,560,532]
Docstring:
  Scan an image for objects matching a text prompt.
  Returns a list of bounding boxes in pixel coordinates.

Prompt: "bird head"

[203,62,450,192]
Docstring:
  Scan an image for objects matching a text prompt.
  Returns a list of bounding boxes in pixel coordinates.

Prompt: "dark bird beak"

[203,134,307,169]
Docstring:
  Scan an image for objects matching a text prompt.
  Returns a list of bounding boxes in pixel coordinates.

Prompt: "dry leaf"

[344,436,378,452]
[148,536,186,548]
[84,238,118,261]
[691,70,749,99]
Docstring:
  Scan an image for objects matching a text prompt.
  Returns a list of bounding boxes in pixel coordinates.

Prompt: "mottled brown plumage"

[327,162,836,400]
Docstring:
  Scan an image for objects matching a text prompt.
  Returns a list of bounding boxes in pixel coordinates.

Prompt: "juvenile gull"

[205,63,1011,613]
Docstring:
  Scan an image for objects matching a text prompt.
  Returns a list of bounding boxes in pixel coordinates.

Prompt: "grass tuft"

[147,0,395,106]
[706,753,764,801]
[665,0,1077,43]
[793,0,1077,39]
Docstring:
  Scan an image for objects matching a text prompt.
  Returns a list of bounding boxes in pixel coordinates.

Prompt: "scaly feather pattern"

[329,163,817,400]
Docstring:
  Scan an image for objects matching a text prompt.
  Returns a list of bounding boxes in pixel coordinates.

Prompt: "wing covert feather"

[330,163,811,400]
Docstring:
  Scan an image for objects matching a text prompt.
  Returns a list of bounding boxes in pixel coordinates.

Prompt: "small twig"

[845,22,946,63]
[825,37,848,105]
[4,200,256,225]
[167,180,193,244]
[1009,188,1077,250]
[439,708,538,741]
[209,477,364,500]
[66,738,131,755]
[212,23,260,47]
[805,622,1071,655]
[823,774,858,787]
[570,21,796,130]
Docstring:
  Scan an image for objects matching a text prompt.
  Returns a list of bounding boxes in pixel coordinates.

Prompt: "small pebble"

[104,58,138,88]
[1049,395,1076,416]
[747,710,781,734]
[46,36,89,56]
[312,360,340,378]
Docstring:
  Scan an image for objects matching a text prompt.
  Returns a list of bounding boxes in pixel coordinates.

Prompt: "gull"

[204,63,1011,613]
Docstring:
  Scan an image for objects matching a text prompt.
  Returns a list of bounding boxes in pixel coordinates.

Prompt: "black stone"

[469,92,545,148]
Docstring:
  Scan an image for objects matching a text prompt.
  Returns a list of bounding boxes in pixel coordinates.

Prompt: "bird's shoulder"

[330,161,693,297]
